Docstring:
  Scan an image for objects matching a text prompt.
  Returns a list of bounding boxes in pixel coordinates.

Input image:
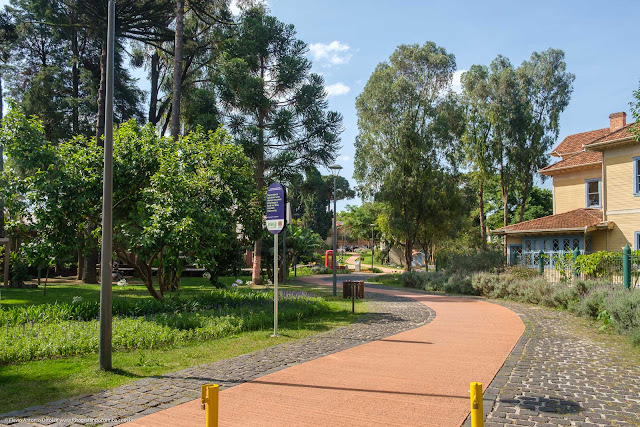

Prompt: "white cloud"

[451,70,466,94]
[309,41,352,67]
[325,82,351,97]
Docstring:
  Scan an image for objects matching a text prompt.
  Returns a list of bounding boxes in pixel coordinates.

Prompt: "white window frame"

[585,178,601,208]
[633,156,640,197]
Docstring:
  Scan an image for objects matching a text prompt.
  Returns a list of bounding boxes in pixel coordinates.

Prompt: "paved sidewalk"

[481,301,640,427]
[124,277,524,426]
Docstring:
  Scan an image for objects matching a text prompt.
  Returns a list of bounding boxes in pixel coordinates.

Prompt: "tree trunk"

[251,153,265,284]
[478,181,486,251]
[95,41,107,146]
[517,172,533,223]
[77,244,84,280]
[82,233,99,284]
[500,162,509,258]
[171,0,184,140]
[0,73,4,238]
[149,50,160,125]
[114,243,163,300]
[71,13,79,135]
[252,56,267,285]
[404,236,413,272]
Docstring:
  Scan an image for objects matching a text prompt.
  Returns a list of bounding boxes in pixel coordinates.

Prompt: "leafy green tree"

[216,7,343,283]
[514,49,574,222]
[342,202,383,243]
[109,122,256,297]
[354,42,463,270]
[1,107,257,299]
[460,65,495,249]
[632,79,640,141]
[0,9,17,238]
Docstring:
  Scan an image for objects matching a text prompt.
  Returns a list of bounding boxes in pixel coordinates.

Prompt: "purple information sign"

[266,182,286,234]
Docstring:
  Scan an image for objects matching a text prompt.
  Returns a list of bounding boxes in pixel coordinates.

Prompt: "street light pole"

[329,164,342,297]
[99,0,116,371]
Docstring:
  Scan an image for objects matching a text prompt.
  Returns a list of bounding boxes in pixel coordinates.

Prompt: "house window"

[636,232,640,250]
[585,178,601,208]
[634,156,640,196]
[585,237,593,254]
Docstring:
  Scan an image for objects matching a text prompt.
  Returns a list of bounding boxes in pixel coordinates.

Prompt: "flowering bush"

[117,279,128,287]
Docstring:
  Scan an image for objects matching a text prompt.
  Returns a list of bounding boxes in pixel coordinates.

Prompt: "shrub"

[438,250,504,275]
[550,285,579,310]
[519,278,553,305]
[401,271,427,289]
[444,274,476,295]
[422,271,448,292]
[570,287,610,319]
[310,266,331,275]
[604,290,640,333]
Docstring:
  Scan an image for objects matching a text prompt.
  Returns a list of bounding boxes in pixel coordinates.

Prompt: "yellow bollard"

[470,382,484,427]
[201,384,219,427]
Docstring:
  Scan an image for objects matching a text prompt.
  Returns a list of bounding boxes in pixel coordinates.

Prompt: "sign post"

[266,183,286,337]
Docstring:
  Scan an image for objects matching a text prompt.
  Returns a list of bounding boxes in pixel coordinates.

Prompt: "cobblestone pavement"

[478,301,640,427]
[0,290,434,427]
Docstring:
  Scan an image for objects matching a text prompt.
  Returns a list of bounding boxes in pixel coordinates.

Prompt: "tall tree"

[0,9,17,239]
[217,7,343,284]
[460,65,494,249]
[514,49,574,222]
[486,55,525,258]
[354,42,462,270]
[171,0,185,139]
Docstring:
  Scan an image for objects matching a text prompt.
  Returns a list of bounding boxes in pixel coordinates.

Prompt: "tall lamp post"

[329,164,342,297]
[99,0,116,371]
[370,224,375,271]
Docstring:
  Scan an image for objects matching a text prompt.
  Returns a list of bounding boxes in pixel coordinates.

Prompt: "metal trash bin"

[342,280,365,298]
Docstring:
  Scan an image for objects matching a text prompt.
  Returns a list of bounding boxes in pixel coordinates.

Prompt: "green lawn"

[368,273,404,287]
[0,276,251,307]
[350,251,400,270]
[0,278,366,413]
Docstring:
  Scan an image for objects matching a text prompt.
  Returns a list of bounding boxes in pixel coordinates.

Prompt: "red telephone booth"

[325,250,333,268]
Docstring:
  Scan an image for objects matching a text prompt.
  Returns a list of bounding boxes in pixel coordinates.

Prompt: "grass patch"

[353,252,400,270]
[369,273,403,287]
[0,280,366,413]
[0,276,251,307]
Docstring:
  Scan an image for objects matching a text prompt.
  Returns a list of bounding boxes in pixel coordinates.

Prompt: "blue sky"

[2,0,640,211]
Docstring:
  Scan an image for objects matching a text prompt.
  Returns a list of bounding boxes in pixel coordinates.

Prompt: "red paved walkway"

[125,279,524,426]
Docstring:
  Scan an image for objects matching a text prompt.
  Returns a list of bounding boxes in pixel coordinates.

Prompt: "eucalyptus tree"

[486,55,524,237]
[354,42,463,270]
[460,65,494,249]
[514,49,574,222]
[216,6,343,284]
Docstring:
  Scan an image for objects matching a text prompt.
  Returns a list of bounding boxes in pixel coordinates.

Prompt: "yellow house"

[493,112,638,266]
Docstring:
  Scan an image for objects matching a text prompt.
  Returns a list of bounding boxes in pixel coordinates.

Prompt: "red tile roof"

[584,122,638,146]
[539,151,602,175]
[551,128,610,157]
[492,208,604,235]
